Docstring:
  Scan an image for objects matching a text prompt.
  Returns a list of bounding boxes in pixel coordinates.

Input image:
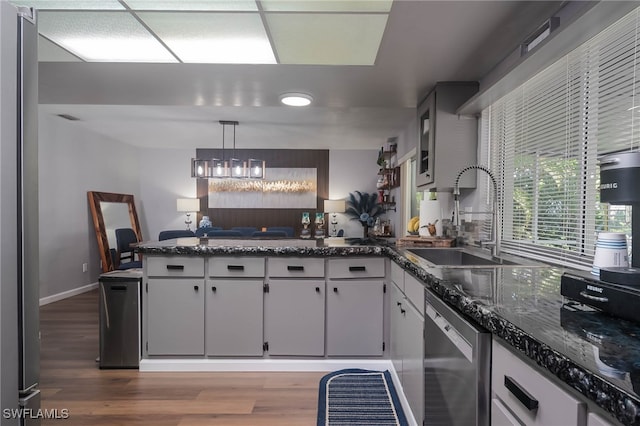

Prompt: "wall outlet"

[82,263,88,273]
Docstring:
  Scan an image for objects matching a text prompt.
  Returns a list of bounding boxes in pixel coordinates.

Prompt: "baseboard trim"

[39,282,98,306]
[139,358,393,373]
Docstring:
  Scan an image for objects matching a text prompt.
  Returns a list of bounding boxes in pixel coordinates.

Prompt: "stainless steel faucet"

[453,165,501,257]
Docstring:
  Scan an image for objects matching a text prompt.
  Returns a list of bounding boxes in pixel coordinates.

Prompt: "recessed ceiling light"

[280,93,313,106]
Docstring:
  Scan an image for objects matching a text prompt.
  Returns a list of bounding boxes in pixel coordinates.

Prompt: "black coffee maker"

[561,151,640,322]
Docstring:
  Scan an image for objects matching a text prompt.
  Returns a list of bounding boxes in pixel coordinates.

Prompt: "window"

[482,7,639,269]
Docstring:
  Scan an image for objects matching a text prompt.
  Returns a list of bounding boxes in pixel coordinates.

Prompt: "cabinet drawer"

[327,258,384,279]
[492,339,587,426]
[146,256,204,277]
[269,257,325,278]
[208,257,265,277]
[391,261,404,291]
[404,272,425,311]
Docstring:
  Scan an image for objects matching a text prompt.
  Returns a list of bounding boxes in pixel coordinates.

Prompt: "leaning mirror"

[88,191,142,272]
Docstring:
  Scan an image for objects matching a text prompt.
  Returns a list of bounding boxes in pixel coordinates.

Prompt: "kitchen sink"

[406,248,530,267]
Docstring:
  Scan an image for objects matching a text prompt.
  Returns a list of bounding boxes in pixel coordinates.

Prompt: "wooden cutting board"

[396,235,455,247]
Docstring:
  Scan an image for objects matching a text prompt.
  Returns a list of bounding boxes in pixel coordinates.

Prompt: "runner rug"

[317,368,408,426]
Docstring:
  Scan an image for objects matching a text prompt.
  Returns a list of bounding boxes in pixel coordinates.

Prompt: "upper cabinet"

[416,82,479,190]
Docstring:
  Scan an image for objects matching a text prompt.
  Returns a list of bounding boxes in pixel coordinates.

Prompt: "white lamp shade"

[324,199,346,213]
[177,198,200,212]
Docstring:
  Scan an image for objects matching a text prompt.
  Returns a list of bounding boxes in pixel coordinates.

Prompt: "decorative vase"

[314,212,325,239]
[300,212,311,239]
[199,216,212,228]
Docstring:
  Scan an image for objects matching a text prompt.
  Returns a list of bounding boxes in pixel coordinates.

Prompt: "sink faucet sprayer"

[453,165,501,257]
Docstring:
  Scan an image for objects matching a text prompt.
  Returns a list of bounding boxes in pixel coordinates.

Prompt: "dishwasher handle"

[426,303,473,362]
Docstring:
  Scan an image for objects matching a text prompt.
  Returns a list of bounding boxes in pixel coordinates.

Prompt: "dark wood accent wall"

[195,149,329,235]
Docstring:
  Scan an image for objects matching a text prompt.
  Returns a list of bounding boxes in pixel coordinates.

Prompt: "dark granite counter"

[137,238,639,424]
[136,237,388,257]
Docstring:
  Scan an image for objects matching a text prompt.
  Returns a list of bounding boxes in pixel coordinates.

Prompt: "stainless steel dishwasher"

[424,289,491,426]
[99,269,142,368]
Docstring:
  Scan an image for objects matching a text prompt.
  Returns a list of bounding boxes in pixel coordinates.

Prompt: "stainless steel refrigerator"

[0,3,40,426]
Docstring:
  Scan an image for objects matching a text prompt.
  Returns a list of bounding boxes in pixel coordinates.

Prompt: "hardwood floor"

[39,289,325,425]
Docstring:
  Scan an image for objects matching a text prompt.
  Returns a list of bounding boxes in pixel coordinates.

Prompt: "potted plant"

[345,191,384,239]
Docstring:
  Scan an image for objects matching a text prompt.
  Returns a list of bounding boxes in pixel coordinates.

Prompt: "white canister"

[591,232,629,276]
[419,198,442,236]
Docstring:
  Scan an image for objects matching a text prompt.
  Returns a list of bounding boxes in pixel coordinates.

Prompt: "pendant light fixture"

[191,120,265,179]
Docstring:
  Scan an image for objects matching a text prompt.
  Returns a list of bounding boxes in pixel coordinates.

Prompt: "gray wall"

[38,112,142,299]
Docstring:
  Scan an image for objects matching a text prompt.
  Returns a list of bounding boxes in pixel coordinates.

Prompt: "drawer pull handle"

[227,265,244,271]
[193,285,199,292]
[396,301,402,306]
[504,375,538,411]
[211,286,217,292]
[316,287,321,293]
[333,287,338,293]
[400,308,406,314]
[166,265,184,270]
[287,265,304,271]
[349,266,366,272]
[579,290,609,303]
[110,285,127,291]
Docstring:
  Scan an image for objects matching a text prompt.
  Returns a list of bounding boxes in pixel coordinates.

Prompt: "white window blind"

[483,7,639,269]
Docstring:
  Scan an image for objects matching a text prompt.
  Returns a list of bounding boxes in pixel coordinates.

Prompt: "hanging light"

[191,120,265,179]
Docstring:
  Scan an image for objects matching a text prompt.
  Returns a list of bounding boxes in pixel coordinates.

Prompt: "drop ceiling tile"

[267,13,388,65]
[260,0,392,13]
[123,0,258,11]
[38,11,178,62]
[9,0,124,10]
[138,12,276,64]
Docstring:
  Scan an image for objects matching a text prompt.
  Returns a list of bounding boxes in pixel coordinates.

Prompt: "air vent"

[57,114,80,121]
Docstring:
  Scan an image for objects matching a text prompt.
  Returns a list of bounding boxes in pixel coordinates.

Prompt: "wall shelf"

[376,149,399,212]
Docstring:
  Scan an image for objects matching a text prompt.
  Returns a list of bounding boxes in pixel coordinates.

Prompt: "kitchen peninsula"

[136,238,640,425]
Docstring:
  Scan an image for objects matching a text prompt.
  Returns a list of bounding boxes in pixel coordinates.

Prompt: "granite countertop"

[136,236,389,257]
[137,237,640,424]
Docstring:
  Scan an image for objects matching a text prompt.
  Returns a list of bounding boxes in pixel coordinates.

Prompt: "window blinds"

[483,7,638,269]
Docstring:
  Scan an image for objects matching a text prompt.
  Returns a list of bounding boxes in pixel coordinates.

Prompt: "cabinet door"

[402,300,425,426]
[264,280,325,356]
[417,91,435,186]
[390,283,404,379]
[326,280,384,356]
[206,280,263,356]
[147,279,204,355]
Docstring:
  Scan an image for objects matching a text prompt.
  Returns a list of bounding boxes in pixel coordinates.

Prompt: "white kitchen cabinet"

[146,278,205,356]
[326,257,385,356]
[326,280,384,356]
[205,279,263,356]
[264,279,325,356]
[416,82,478,189]
[401,274,425,426]
[491,338,587,426]
[390,269,425,426]
[390,282,405,377]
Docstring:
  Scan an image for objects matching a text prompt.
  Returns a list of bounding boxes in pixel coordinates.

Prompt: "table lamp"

[324,199,346,237]
[176,198,200,230]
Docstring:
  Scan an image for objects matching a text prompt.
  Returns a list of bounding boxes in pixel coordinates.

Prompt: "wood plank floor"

[40,289,325,425]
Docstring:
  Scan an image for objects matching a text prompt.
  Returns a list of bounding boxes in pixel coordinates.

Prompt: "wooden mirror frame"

[88,191,142,273]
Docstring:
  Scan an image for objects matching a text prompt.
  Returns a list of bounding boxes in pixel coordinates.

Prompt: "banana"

[408,216,420,233]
